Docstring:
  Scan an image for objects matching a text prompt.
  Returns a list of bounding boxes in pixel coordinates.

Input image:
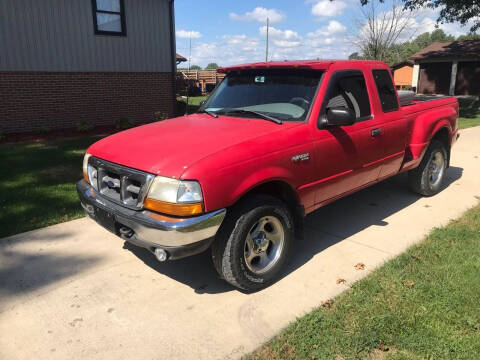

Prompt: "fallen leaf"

[434,253,440,258]
[424,204,431,208]
[354,263,365,270]
[377,343,389,352]
[312,344,318,349]
[403,280,414,289]
[321,300,334,309]
[336,278,346,285]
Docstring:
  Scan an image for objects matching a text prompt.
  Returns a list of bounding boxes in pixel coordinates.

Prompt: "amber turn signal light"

[144,198,203,217]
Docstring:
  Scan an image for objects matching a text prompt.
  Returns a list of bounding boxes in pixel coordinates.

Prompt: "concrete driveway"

[1,127,479,360]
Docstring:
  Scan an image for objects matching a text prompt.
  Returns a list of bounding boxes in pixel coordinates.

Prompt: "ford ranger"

[77,60,459,290]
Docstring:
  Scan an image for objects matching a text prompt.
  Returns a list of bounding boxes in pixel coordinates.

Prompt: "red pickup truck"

[77,60,459,290]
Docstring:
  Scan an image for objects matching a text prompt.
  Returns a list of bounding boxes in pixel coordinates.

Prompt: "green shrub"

[153,112,168,122]
[76,120,93,132]
[116,117,135,130]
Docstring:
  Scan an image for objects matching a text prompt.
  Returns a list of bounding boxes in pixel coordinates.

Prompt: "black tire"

[408,139,448,196]
[211,194,294,291]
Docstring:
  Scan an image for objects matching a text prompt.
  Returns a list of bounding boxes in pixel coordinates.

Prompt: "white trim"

[449,61,458,96]
[412,64,420,90]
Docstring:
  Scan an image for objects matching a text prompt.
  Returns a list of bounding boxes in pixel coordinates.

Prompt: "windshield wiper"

[197,109,219,118]
[219,108,282,124]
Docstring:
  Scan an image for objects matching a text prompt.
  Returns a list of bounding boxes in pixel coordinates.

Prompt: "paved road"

[1,127,479,360]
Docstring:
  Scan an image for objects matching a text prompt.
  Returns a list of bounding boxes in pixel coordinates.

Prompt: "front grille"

[87,156,155,209]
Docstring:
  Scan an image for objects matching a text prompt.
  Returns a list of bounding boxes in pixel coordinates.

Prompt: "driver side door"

[311,70,385,206]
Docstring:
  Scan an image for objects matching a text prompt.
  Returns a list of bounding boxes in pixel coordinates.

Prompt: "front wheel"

[211,195,294,291]
[408,139,448,196]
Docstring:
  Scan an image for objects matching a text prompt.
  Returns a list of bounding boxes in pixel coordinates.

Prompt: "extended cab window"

[372,69,399,112]
[203,69,322,122]
[323,71,371,121]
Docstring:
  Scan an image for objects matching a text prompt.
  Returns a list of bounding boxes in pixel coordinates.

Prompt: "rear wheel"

[408,139,447,196]
[211,195,294,291]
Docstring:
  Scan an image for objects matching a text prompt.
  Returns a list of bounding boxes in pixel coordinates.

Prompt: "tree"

[352,28,457,66]
[457,33,480,40]
[353,0,418,63]
[348,52,362,59]
[205,63,219,70]
[189,65,201,70]
[359,0,480,33]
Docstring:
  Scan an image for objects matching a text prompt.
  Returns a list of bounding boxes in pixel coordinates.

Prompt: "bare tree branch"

[353,0,418,62]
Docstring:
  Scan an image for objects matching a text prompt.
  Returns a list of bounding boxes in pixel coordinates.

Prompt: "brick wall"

[0,72,176,134]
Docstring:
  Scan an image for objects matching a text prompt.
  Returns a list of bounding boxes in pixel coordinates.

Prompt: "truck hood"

[87,114,297,178]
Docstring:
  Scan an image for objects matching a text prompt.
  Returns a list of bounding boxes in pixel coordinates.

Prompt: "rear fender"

[408,107,455,161]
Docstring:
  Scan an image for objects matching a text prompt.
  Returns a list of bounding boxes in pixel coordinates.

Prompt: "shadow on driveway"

[0,230,103,310]
[125,167,463,294]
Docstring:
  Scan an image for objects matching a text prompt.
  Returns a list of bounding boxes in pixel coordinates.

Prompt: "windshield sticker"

[255,76,265,83]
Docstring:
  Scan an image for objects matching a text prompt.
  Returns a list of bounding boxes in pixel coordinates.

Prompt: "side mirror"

[199,100,207,107]
[325,107,355,126]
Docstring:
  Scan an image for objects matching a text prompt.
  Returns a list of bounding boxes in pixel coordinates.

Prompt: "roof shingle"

[409,40,480,60]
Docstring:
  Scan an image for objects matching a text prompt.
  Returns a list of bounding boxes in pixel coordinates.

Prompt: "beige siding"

[0,0,174,72]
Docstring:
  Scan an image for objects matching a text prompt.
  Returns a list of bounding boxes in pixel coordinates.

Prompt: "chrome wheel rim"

[427,150,445,187]
[244,216,285,275]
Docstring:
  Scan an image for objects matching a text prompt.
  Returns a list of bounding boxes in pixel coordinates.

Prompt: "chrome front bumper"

[76,180,226,258]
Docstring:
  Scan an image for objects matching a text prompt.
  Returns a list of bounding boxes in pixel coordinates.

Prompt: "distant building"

[391,61,414,90]
[410,40,480,95]
[176,53,188,65]
[0,0,178,134]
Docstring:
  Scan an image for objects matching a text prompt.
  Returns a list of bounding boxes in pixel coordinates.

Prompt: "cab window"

[323,71,371,121]
[372,69,399,112]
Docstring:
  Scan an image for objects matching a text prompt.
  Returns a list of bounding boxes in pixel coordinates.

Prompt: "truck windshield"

[202,69,322,122]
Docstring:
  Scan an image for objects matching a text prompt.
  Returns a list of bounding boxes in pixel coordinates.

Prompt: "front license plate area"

[94,206,116,233]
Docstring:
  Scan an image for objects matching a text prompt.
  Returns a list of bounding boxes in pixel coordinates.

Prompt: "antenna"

[265,17,269,62]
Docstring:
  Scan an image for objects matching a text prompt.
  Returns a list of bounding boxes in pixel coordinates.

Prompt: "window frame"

[92,0,127,36]
[372,69,399,113]
[318,69,373,129]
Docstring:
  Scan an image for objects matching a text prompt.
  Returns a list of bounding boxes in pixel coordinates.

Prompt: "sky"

[174,0,474,68]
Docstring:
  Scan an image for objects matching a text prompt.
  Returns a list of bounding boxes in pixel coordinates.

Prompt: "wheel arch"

[431,126,451,166]
[230,180,304,236]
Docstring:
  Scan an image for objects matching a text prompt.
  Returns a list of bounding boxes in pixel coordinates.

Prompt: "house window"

[92,0,126,36]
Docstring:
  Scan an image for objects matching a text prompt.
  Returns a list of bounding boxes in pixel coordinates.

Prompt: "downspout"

[168,0,177,117]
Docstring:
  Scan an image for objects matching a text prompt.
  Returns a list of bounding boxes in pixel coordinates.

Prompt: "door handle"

[371,128,382,137]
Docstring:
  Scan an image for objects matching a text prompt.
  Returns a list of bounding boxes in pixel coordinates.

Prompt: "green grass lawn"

[458,97,480,130]
[0,136,102,238]
[247,205,480,360]
[177,95,208,114]
[459,114,480,129]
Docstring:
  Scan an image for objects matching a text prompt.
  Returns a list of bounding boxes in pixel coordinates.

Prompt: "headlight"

[144,176,204,216]
[83,153,91,183]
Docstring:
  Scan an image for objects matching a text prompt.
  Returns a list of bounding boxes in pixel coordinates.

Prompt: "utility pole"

[185,32,192,115]
[265,17,269,62]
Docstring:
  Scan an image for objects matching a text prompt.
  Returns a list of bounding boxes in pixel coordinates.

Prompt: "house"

[0,0,177,134]
[391,61,414,90]
[410,40,480,95]
[176,53,188,65]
